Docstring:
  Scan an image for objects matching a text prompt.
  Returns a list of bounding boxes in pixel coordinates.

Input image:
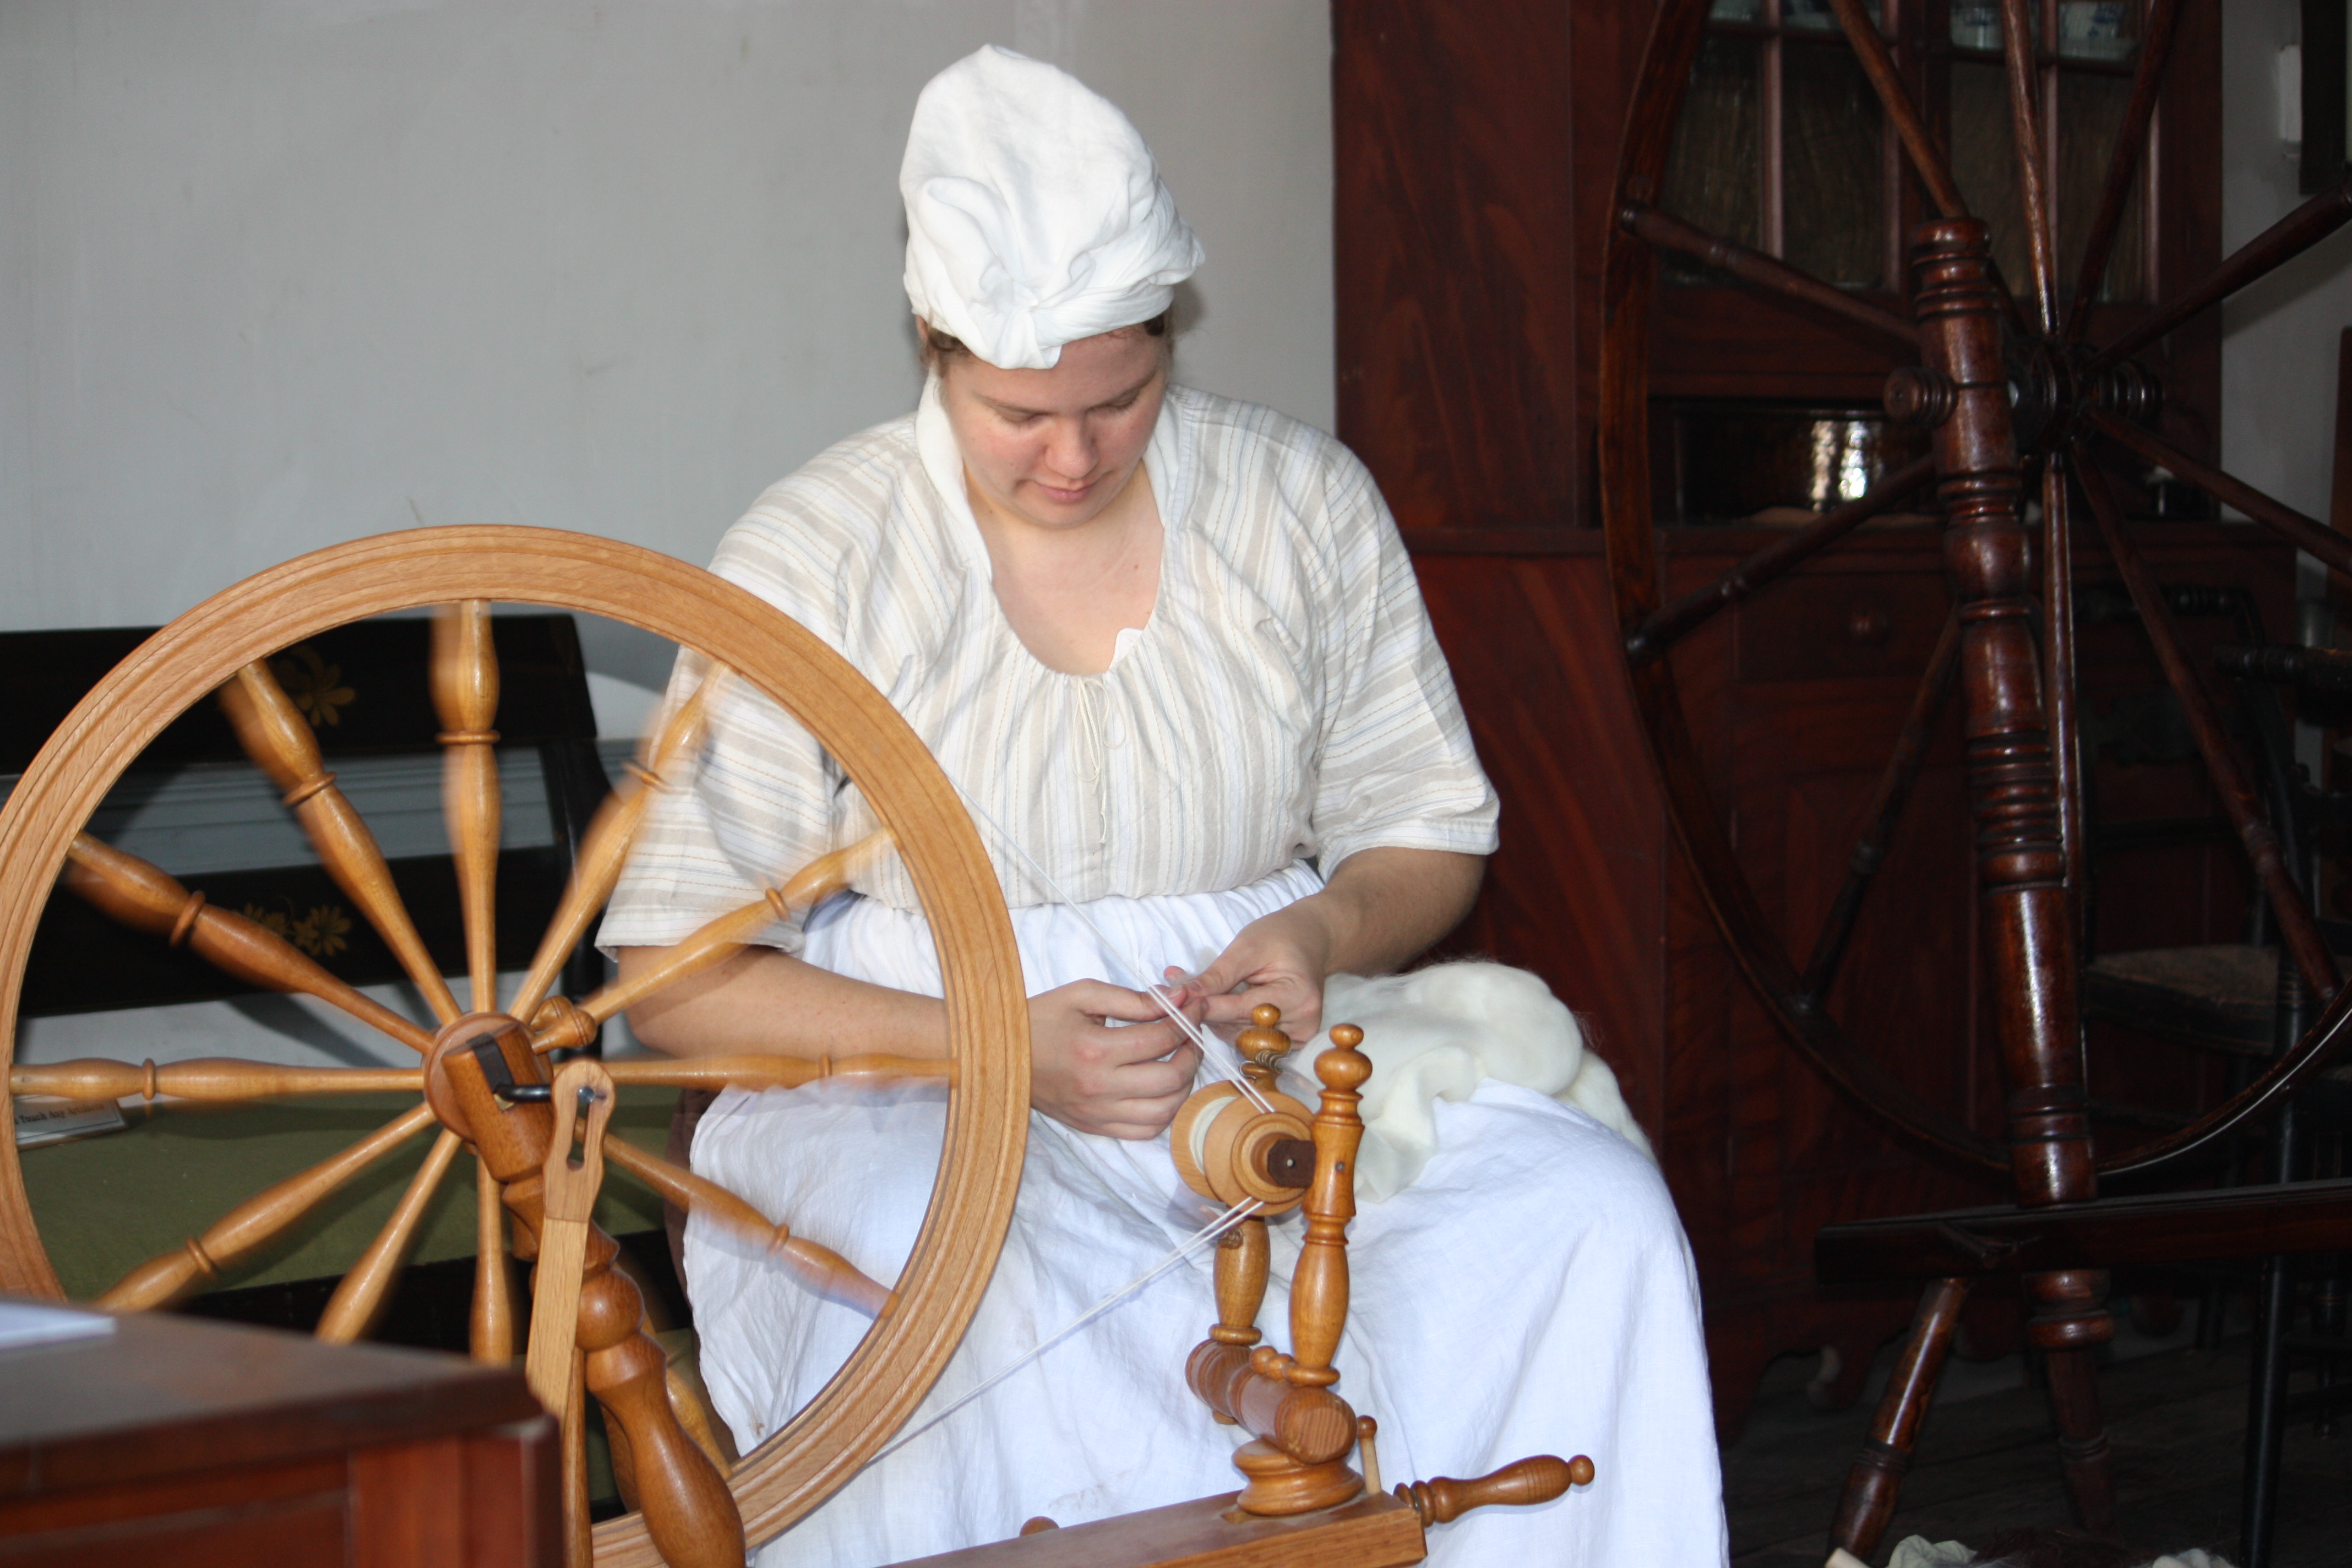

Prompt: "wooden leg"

[1830,1276,1969,1559]
[2025,1268,2116,1534]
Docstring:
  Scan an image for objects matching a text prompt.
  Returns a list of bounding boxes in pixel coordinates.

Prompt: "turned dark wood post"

[1832,220,2118,1558]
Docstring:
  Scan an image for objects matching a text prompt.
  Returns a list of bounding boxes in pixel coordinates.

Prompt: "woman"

[602,46,1725,1566]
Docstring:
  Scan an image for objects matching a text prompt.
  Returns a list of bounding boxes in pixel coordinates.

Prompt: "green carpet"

[22,1086,676,1301]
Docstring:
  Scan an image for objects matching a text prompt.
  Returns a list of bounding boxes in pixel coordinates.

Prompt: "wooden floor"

[1722,1332,2352,1567]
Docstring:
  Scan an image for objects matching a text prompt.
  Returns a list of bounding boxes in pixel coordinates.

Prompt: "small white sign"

[11,1095,128,1149]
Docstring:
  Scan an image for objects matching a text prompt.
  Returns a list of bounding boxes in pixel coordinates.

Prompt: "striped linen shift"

[599,379,1498,952]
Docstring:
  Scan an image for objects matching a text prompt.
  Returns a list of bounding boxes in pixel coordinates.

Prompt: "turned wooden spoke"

[1997,0,2059,333]
[96,1101,437,1311]
[601,1052,951,1093]
[317,1126,462,1343]
[602,1137,894,1317]
[1799,609,1961,1006]
[2074,454,2339,1003]
[2084,408,2352,579]
[1625,455,1938,664]
[2091,175,2352,373]
[2044,460,2087,947]
[1620,204,1919,346]
[507,670,724,1025]
[218,660,462,1022]
[433,601,502,1014]
[533,831,892,1051]
[62,834,435,1054]
[2065,0,2182,341]
[472,1152,518,1365]
[1827,0,1968,220]
[8,1057,420,1102]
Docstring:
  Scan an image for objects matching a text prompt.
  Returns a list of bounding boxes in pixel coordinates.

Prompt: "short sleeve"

[1306,448,1500,870]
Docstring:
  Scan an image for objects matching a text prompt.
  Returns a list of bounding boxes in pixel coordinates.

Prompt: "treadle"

[1816,1178,2352,1283]
[882,1489,1426,1568]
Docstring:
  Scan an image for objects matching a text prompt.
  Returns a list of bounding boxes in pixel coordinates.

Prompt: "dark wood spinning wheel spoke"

[1826,0,1969,221]
[2064,0,2184,342]
[2072,451,2339,1004]
[317,1126,464,1343]
[433,601,503,1014]
[602,1136,894,1318]
[1625,455,1939,665]
[217,660,463,1024]
[1800,609,1962,1006]
[528,831,892,1055]
[2090,175,2352,374]
[59,833,437,1054]
[1610,657,2003,1171]
[7,1058,420,1099]
[96,1101,439,1311]
[508,669,724,1026]
[2084,406,2352,579]
[1996,0,2060,333]
[2043,459,2087,944]
[1619,204,1919,347]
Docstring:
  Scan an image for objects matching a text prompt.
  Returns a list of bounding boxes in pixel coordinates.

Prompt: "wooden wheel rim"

[0,525,1031,1561]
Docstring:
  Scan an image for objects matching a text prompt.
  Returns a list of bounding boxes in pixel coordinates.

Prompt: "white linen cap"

[901,46,1204,371]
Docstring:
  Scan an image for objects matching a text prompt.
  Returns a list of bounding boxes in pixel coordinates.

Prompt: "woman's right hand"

[1027,979,1204,1140]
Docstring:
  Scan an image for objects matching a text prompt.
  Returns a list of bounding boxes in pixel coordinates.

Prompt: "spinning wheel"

[0,527,1031,1567]
[1602,0,2352,1551]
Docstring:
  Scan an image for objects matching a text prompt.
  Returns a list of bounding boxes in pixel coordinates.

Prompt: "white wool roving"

[1321,961,1653,1202]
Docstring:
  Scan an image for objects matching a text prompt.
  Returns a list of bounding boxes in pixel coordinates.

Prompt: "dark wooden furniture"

[0,1303,554,1566]
[1333,0,2279,1464]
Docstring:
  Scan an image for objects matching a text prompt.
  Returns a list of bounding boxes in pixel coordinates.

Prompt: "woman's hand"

[1028,979,1205,1139]
[1175,901,1338,1044]
[1178,848,1487,1046]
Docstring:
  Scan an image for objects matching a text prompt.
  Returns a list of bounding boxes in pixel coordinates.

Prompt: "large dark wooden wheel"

[1601,0,2352,1186]
[0,527,1031,1566]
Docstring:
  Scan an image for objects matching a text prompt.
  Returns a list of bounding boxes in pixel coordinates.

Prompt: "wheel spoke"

[9,1057,419,1101]
[602,1052,951,1093]
[1625,454,1938,665]
[95,1101,438,1310]
[2044,459,2087,948]
[2064,0,2183,342]
[507,667,727,1026]
[316,1126,462,1343]
[1620,204,1918,346]
[530,832,892,1053]
[1996,0,2059,332]
[471,1152,517,1364]
[432,601,503,1014]
[2083,408,2352,579]
[603,1137,893,1317]
[1799,608,1961,1005]
[2089,175,2352,373]
[1826,0,1969,220]
[218,660,461,1023]
[2073,452,2339,1002]
[61,834,435,1054]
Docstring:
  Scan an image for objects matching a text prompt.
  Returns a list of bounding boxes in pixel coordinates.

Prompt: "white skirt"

[682,864,1727,1566]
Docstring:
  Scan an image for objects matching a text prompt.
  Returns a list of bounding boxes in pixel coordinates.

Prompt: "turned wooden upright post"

[1835,219,2115,1554]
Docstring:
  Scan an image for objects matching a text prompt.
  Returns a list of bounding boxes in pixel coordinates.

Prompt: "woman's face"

[934,325,1168,536]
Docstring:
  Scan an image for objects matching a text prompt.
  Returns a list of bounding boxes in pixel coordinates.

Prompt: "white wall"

[0,1,1334,732]
[2223,1,2352,525]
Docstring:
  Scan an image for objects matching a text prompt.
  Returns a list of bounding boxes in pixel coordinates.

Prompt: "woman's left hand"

[1175,848,1487,1046]
[1172,900,1338,1044]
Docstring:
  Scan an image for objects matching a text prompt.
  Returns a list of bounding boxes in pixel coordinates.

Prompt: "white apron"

[682,865,1728,1566]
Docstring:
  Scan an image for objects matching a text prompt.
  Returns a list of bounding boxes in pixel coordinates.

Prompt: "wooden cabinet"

[0,1306,554,1566]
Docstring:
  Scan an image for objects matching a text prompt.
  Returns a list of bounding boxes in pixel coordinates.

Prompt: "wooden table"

[0,1303,554,1566]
